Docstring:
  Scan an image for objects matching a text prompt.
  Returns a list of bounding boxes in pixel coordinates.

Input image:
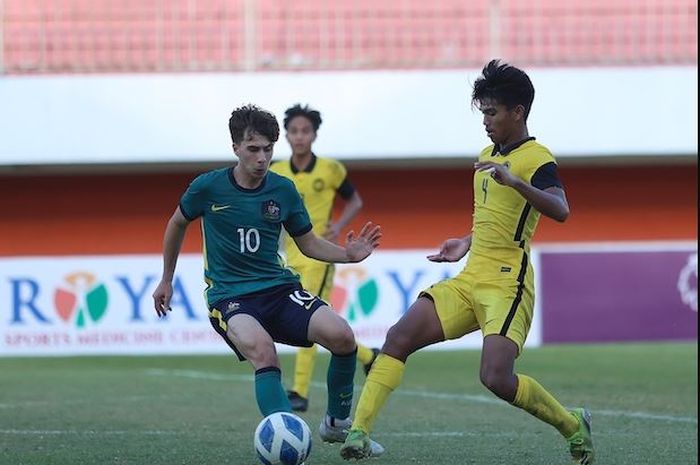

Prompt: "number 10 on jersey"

[237,228,260,253]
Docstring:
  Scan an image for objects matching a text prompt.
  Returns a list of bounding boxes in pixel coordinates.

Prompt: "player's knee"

[382,324,412,359]
[480,369,513,400]
[246,341,279,369]
[326,321,356,355]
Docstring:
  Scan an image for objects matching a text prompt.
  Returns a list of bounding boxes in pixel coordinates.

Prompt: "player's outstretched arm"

[293,221,381,264]
[427,235,472,262]
[153,206,190,317]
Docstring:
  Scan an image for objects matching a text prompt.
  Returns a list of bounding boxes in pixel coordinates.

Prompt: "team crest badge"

[261,199,281,221]
[313,178,325,192]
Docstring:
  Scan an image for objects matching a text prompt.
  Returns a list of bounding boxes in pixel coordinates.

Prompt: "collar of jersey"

[228,167,267,193]
[290,153,317,174]
[491,136,536,156]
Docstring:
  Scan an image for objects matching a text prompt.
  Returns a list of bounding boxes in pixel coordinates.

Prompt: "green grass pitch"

[1,342,696,464]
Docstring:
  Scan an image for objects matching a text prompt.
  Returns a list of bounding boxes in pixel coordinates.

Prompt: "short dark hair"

[283,104,322,131]
[228,104,280,144]
[472,60,535,121]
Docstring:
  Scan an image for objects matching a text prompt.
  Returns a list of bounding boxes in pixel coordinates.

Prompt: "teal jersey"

[179,167,312,306]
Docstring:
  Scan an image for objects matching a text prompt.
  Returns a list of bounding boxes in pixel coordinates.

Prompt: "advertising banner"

[1,251,543,356]
[539,244,698,343]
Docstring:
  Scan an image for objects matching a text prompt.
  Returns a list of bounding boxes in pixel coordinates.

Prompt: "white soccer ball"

[254,412,312,465]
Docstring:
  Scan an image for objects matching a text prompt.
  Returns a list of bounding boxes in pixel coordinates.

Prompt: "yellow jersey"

[470,138,562,266]
[270,154,354,268]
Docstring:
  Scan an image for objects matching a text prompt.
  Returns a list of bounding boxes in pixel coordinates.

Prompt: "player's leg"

[480,335,592,462]
[225,312,291,416]
[321,265,378,375]
[355,296,446,427]
[287,345,315,411]
[287,266,329,411]
[340,294,454,460]
[307,305,358,422]
[358,346,380,376]
[478,262,594,463]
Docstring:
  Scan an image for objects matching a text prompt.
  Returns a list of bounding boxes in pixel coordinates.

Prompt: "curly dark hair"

[228,104,280,144]
[283,104,322,131]
[471,60,535,121]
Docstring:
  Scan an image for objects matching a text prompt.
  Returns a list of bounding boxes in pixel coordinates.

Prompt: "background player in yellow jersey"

[270,104,380,413]
[340,61,595,464]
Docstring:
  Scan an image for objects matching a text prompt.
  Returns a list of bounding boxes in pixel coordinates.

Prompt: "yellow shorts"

[293,263,335,302]
[421,252,534,354]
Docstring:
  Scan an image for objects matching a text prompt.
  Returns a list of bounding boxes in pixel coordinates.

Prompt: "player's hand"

[344,222,381,263]
[427,237,471,262]
[323,222,341,243]
[152,280,173,317]
[474,161,519,187]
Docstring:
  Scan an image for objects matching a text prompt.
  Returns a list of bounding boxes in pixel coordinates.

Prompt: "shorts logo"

[313,179,325,192]
[503,161,511,170]
[228,301,240,312]
[261,200,281,221]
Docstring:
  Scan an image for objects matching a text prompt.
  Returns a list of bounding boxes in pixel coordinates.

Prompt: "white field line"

[0,395,163,409]
[0,429,176,435]
[144,369,698,425]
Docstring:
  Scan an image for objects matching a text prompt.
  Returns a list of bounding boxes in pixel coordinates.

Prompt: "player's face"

[233,131,274,180]
[285,116,316,155]
[479,99,524,146]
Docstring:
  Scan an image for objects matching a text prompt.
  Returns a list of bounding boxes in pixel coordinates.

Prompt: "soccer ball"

[254,412,312,465]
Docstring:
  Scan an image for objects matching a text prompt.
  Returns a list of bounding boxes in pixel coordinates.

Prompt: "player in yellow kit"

[340,61,595,464]
[270,104,380,413]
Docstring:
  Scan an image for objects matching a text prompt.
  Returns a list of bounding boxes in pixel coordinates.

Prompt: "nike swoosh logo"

[211,204,231,212]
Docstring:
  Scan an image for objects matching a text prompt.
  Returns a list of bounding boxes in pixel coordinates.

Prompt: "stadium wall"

[0,165,696,256]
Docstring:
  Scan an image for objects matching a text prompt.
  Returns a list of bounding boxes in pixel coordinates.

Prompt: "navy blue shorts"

[208,283,327,361]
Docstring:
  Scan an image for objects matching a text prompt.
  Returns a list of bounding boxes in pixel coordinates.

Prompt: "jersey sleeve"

[179,173,209,220]
[520,149,560,188]
[331,160,355,200]
[531,162,563,190]
[282,180,313,237]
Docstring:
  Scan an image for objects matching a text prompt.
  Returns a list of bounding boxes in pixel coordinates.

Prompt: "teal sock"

[326,348,357,419]
[255,367,291,416]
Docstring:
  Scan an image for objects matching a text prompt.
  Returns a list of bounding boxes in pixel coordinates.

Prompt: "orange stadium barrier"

[1,165,696,256]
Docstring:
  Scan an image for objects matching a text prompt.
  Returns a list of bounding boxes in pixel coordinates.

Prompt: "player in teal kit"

[152,105,384,452]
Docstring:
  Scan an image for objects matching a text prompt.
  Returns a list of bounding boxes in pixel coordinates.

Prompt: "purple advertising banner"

[540,247,697,343]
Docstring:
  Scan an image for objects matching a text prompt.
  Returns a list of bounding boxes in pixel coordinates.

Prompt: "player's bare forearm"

[294,231,350,263]
[295,222,380,263]
[335,191,363,231]
[161,208,190,281]
[512,180,570,222]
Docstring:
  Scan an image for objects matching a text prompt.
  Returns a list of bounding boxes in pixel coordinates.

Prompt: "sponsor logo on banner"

[330,267,379,322]
[677,252,698,312]
[54,272,109,328]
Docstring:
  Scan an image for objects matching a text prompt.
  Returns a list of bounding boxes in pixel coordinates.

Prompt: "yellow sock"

[356,343,375,366]
[292,344,318,398]
[352,354,405,434]
[513,374,578,438]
